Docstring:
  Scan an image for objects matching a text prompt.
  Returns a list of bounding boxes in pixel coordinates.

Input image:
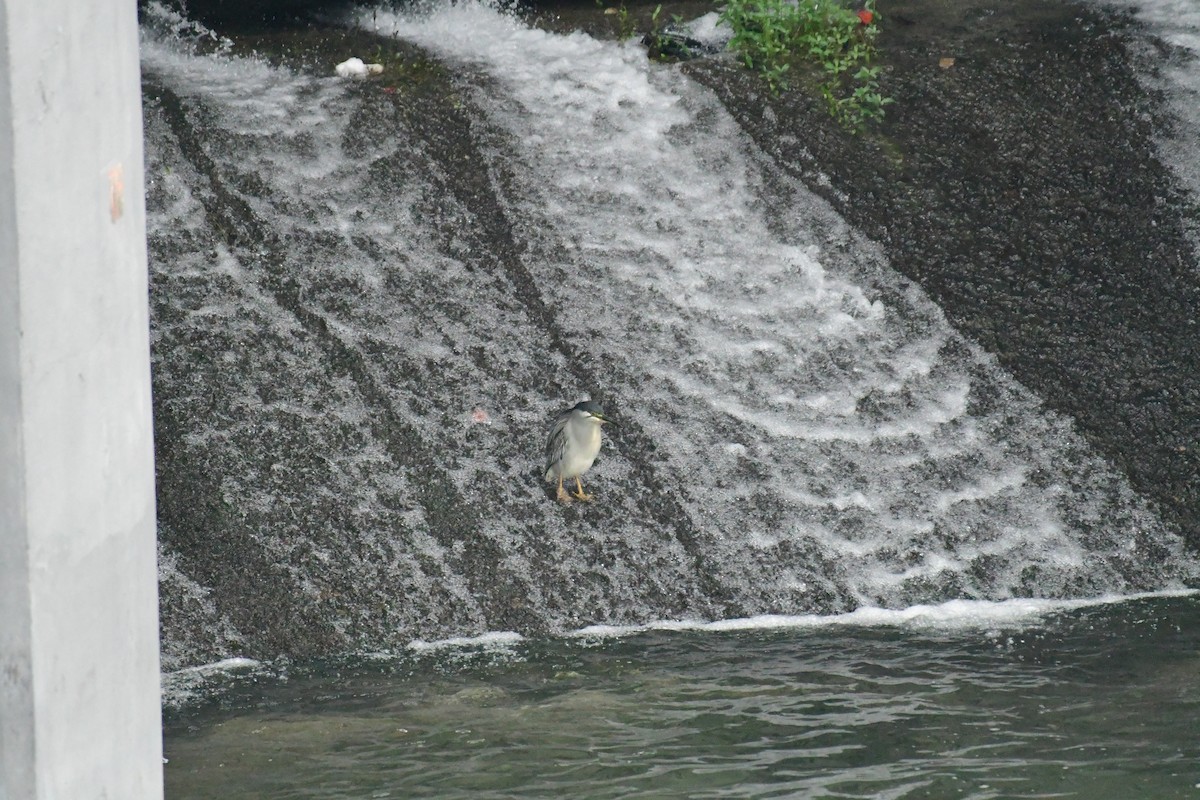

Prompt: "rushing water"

[164,593,1200,799]
[141,0,1198,666]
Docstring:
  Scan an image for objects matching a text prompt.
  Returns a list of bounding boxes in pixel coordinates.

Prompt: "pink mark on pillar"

[108,164,124,222]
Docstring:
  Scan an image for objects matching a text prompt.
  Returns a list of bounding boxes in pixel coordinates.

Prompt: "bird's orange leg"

[556,476,572,503]
[573,476,594,501]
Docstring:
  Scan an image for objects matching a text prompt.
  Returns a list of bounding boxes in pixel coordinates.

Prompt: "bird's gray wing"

[543,412,571,479]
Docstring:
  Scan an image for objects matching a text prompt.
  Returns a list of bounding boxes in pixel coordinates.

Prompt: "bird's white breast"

[560,416,602,478]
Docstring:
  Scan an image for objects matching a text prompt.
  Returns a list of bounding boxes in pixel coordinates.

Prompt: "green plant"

[648,4,667,47]
[719,0,892,132]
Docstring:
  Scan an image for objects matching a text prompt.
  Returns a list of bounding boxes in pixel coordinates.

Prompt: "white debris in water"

[334,57,384,78]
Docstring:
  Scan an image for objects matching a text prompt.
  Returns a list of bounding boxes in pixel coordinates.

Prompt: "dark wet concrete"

[685,0,1200,548]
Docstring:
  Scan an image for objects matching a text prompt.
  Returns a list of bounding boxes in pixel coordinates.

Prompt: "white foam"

[681,11,732,50]
[173,656,263,674]
[572,590,1199,638]
[160,656,268,708]
[406,631,525,652]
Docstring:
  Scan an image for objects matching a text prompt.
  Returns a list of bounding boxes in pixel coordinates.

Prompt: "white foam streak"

[171,656,264,675]
[160,656,267,708]
[573,590,1199,638]
[407,631,526,652]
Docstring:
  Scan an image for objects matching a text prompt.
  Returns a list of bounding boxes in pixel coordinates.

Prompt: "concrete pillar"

[0,0,163,797]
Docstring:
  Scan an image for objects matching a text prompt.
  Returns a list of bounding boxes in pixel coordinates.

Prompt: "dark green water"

[164,594,1200,799]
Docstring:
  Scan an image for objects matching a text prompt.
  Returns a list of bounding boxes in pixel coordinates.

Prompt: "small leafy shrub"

[719,0,892,131]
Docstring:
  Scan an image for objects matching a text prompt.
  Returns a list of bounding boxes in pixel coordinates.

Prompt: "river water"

[164,593,1200,798]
